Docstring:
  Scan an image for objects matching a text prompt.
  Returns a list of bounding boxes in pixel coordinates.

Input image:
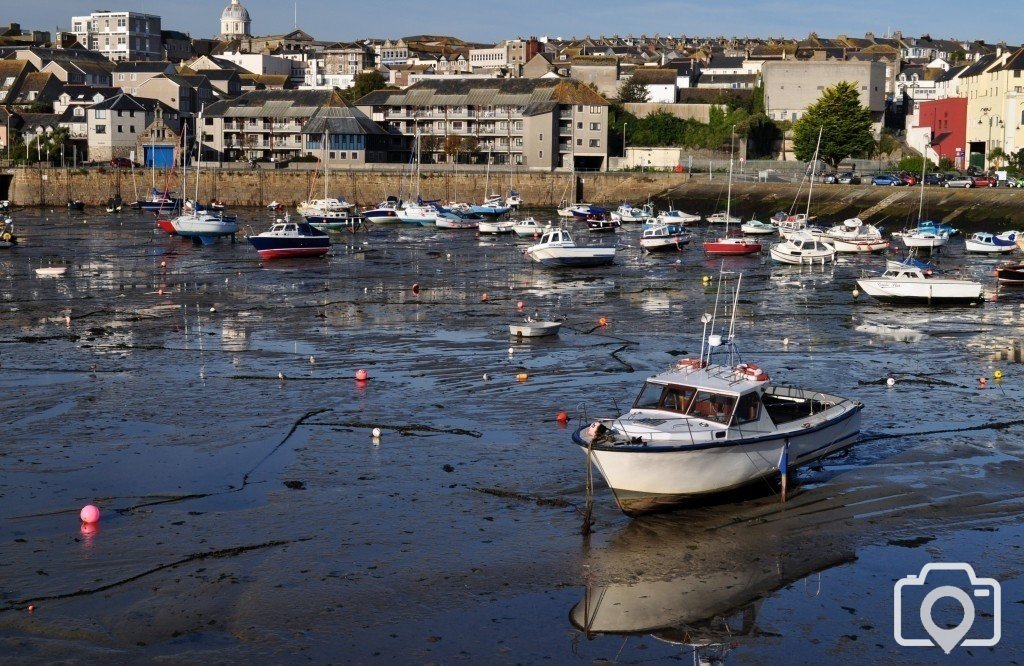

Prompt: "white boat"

[657,208,702,225]
[825,218,888,253]
[640,223,692,253]
[511,217,552,238]
[478,219,515,234]
[35,266,67,277]
[900,228,949,250]
[396,204,438,226]
[297,197,352,217]
[572,274,862,516]
[505,190,522,209]
[525,229,616,268]
[509,319,562,337]
[173,211,240,242]
[965,231,1019,254]
[769,231,836,265]
[740,219,775,235]
[434,215,478,230]
[611,203,655,223]
[706,211,741,225]
[558,199,589,218]
[856,265,983,305]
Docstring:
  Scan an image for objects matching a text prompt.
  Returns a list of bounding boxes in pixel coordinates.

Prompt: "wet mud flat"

[1,209,1023,661]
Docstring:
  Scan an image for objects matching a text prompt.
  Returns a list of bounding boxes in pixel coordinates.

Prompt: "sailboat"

[469,148,511,218]
[396,124,438,225]
[300,131,361,231]
[769,128,837,264]
[899,143,948,252]
[703,130,760,256]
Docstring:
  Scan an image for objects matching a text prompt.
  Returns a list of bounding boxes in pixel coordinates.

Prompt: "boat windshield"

[633,383,697,413]
[685,391,737,425]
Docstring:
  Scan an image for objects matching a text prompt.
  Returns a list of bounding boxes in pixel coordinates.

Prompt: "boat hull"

[769,246,835,264]
[831,239,888,253]
[526,247,616,267]
[574,406,861,516]
[509,322,561,337]
[641,236,690,252]
[996,265,1024,284]
[965,240,1016,254]
[703,240,761,255]
[856,277,983,304]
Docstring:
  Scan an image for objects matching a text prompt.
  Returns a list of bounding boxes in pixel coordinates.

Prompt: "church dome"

[222,0,250,22]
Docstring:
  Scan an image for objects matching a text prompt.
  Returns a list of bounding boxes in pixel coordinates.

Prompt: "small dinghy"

[511,217,552,238]
[478,219,515,235]
[509,319,562,338]
[740,219,775,235]
[105,196,123,213]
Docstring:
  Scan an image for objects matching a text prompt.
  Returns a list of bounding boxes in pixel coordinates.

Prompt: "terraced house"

[356,78,610,171]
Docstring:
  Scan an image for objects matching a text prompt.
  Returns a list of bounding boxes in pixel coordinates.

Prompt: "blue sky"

[9,1,1021,45]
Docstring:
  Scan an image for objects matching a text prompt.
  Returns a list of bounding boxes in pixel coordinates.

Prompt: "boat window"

[686,391,737,425]
[285,224,296,232]
[658,385,696,412]
[633,382,664,409]
[733,391,761,425]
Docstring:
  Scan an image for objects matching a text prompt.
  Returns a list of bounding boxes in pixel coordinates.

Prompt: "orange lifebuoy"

[676,357,707,370]
[735,363,769,382]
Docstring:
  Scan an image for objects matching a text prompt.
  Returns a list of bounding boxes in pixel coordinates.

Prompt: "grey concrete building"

[357,78,610,170]
[70,10,162,62]
[762,60,887,128]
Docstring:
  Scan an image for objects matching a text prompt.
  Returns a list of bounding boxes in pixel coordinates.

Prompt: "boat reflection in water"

[569,519,855,661]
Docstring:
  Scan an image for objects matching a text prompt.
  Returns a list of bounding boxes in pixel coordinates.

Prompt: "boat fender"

[1,232,10,241]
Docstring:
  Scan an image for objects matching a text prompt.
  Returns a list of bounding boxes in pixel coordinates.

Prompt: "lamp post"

[623,121,627,168]
[978,107,1003,170]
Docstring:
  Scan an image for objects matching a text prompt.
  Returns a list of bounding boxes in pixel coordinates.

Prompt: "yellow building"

[948,47,1024,169]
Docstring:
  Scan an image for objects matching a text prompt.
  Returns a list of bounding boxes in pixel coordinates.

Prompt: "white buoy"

[782,337,789,346]
[372,427,382,438]
[886,377,895,387]
[852,288,860,298]
[209,306,216,313]
[482,373,490,381]
[309,356,316,364]
[508,347,514,355]
[278,372,285,380]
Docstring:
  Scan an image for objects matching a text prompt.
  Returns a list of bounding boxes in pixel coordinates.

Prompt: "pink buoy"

[517,301,525,310]
[80,504,101,524]
[355,369,369,381]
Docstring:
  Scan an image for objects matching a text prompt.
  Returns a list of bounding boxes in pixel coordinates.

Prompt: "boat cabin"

[267,222,323,236]
[538,229,574,246]
[643,224,682,238]
[789,236,831,253]
[881,266,930,280]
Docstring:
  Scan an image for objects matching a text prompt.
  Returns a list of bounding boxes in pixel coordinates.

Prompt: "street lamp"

[978,107,1003,170]
[623,121,628,167]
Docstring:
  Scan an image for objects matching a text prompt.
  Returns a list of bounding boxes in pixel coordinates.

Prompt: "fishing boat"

[740,219,775,235]
[509,319,562,337]
[435,208,481,230]
[525,229,616,268]
[0,218,17,247]
[656,208,702,225]
[769,231,836,265]
[825,218,888,253]
[856,265,983,305]
[248,219,330,260]
[611,203,655,224]
[570,204,608,221]
[587,218,621,234]
[640,223,692,253]
[511,217,552,238]
[572,273,862,516]
[965,231,1019,254]
[478,219,515,234]
[704,131,761,256]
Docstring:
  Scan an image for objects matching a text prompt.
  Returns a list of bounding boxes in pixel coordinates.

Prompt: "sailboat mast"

[725,128,734,231]
[194,109,202,212]
[323,130,328,200]
[918,138,927,223]
[806,127,823,219]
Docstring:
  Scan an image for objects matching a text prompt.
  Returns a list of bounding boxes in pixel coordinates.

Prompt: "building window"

[539,133,543,141]
[119,73,126,81]
[539,150,543,158]
[590,122,600,131]
[95,110,106,119]
[96,125,106,134]
[576,121,583,129]
[577,105,583,112]
[589,139,600,148]
[576,138,583,146]
[339,152,347,159]
[589,106,600,114]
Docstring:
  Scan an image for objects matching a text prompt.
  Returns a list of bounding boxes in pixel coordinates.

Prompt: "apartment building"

[762,60,887,128]
[85,91,179,161]
[356,78,610,171]
[70,11,162,62]
[323,42,375,76]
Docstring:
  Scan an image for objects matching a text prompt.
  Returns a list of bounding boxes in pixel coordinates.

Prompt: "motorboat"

[739,219,775,235]
[0,218,17,247]
[67,199,85,212]
[587,218,621,234]
[170,211,240,245]
[572,274,862,516]
[305,209,365,232]
[525,229,616,268]
[478,219,515,234]
[885,255,935,271]
[825,218,888,253]
[611,203,655,224]
[965,231,1019,254]
[570,204,608,221]
[996,263,1024,284]
[267,201,285,212]
[706,211,741,225]
[769,231,836,265]
[397,203,438,226]
[362,198,402,223]
[509,319,562,337]
[0,200,10,213]
[656,208,702,225]
[776,214,811,237]
[511,217,552,238]
[248,220,330,260]
[557,199,589,218]
[640,223,692,253]
[136,189,180,213]
[297,197,352,217]
[856,265,983,305]
[435,208,481,230]
[505,190,522,209]
[898,227,949,250]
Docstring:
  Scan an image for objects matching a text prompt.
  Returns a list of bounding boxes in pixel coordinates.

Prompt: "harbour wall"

[5,168,1024,227]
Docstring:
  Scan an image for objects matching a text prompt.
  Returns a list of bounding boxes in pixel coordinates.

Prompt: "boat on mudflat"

[525,229,615,268]
[572,273,862,516]
[248,220,330,260]
[0,218,18,247]
[996,263,1024,284]
[856,265,983,305]
[169,212,239,245]
[965,231,1018,254]
[640,223,691,253]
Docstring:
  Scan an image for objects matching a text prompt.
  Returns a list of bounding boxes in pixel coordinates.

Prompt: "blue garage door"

[145,145,175,168]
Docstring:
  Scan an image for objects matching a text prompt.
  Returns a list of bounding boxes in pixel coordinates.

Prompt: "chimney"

[865,31,875,41]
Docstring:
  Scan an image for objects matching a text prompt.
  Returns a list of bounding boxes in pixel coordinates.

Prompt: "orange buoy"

[355,369,369,381]
[979,377,987,389]
[411,282,420,295]
[516,372,528,382]
[556,411,568,423]
[516,301,525,310]
[598,317,608,327]
[481,293,489,302]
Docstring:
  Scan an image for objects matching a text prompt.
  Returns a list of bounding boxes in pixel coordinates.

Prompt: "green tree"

[792,81,875,168]
[616,77,650,103]
[896,155,936,174]
[343,71,388,103]
[949,49,966,64]
[443,134,461,163]
[938,156,956,172]
[988,146,1007,169]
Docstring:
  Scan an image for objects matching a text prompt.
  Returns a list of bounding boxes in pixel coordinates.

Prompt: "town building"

[356,78,610,171]
[762,60,887,128]
[70,10,163,61]
[85,91,180,161]
[220,0,252,40]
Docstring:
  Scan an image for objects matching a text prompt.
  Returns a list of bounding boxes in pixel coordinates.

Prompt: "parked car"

[923,173,946,186]
[1004,176,1024,187]
[970,175,997,187]
[944,174,974,188]
[871,174,905,186]
[896,172,918,186]
[837,172,862,184]
[109,157,137,168]
[822,172,839,184]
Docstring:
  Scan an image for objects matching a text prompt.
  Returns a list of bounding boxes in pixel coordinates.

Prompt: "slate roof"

[357,78,608,107]
[301,106,389,135]
[205,88,349,118]
[113,61,173,73]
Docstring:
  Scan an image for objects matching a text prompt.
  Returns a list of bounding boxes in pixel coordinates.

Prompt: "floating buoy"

[852,288,860,298]
[158,289,164,295]
[482,373,490,381]
[209,307,216,313]
[507,347,514,355]
[278,372,286,381]
[886,377,896,387]
[516,301,525,310]
[27,605,35,613]
[481,292,489,302]
[556,411,568,423]
[995,370,1004,380]
[64,315,71,327]
[80,504,100,524]
[598,317,608,327]
[516,372,528,382]
[309,356,316,364]
[782,337,790,346]
[411,282,420,295]
[160,260,166,268]
[979,377,988,389]
[372,427,382,438]
[702,275,711,283]
[355,368,369,381]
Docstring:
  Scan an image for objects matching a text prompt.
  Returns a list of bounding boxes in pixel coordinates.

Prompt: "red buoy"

[556,411,568,423]
[355,369,369,381]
